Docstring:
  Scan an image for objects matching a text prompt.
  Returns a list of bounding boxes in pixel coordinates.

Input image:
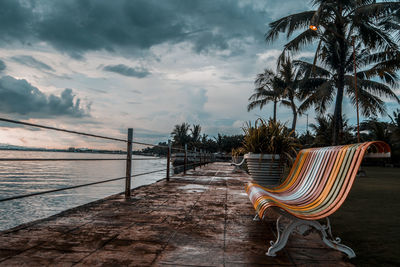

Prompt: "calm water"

[0,150,167,231]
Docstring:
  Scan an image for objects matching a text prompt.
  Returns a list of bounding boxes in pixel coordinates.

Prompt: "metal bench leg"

[267,216,356,258]
[318,217,356,259]
[267,216,301,256]
[253,214,260,221]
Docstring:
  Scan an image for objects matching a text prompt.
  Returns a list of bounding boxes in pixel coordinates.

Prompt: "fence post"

[199,149,202,167]
[125,128,133,199]
[193,147,196,171]
[184,144,187,175]
[166,140,171,181]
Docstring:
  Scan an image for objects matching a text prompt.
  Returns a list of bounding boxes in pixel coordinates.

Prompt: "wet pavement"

[0,162,353,266]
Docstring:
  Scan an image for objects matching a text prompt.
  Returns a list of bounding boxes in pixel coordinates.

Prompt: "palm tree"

[248,69,283,122]
[360,118,391,144]
[294,37,400,130]
[275,57,307,131]
[249,58,306,131]
[190,124,202,148]
[389,109,400,144]
[310,115,355,146]
[171,123,191,147]
[266,0,400,144]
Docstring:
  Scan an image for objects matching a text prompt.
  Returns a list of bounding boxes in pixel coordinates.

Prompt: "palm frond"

[293,60,331,77]
[352,2,400,21]
[266,11,316,42]
[354,21,399,51]
[283,29,319,53]
[247,99,269,111]
[345,75,400,102]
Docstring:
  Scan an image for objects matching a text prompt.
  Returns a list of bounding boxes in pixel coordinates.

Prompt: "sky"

[0,0,399,150]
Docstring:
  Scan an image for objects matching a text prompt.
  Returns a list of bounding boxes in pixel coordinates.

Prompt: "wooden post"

[193,147,196,170]
[125,128,133,199]
[184,144,187,175]
[166,140,171,181]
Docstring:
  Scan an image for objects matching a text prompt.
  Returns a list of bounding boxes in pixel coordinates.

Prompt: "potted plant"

[242,118,299,186]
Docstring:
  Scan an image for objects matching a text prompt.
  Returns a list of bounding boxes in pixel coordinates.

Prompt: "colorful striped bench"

[246,141,391,258]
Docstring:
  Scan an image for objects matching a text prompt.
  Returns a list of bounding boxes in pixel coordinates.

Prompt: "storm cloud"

[0,76,89,117]
[0,59,5,72]
[103,64,150,78]
[0,0,274,58]
[11,55,54,71]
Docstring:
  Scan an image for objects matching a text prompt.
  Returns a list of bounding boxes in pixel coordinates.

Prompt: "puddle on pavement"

[178,184,209,193]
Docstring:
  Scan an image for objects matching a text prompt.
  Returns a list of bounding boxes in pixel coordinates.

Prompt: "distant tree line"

[139,123,244,156]
[140,110,400,166]
[170,123,243,153]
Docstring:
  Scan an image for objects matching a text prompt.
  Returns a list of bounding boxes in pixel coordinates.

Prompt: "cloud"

[0,0,280,58]
[11,55,54,71]
[103,64,150,78]
[0,59,5,72]
[0,75,89,117]
[0,0,33,43]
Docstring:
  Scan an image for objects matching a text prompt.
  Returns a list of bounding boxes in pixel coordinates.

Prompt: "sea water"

[0,150,167,231]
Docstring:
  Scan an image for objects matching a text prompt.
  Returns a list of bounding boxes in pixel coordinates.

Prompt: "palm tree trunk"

[273,100,277,122]
[290,98,297,131]
[333,84,344,145]
[332,34,346,145]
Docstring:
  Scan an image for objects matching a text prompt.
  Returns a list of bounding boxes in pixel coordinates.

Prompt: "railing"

[0,117,215,204]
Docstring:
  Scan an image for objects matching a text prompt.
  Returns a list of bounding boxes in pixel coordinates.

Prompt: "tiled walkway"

[0,162,353,266]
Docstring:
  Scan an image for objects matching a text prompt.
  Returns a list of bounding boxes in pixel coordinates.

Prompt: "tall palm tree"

[275,57,307,131]
[294,36,400,128]
[266,0,400,144]
[171,122,191,147]
[248,69,283,122]
[249,58,308,131]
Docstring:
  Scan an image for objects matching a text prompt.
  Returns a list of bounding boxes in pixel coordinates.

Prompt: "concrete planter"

[244,153,284,186]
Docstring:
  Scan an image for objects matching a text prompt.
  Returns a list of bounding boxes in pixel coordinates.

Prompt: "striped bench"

[246,141,390,258]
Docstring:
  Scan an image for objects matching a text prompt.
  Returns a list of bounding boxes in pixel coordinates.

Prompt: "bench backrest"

[247,141,390,220]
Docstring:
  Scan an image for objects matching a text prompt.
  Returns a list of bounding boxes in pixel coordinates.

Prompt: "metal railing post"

[193,147,197,170]
[199,149,202,167]
[166,140,171,181]
[125,128,133,199]
[184,144,187,175]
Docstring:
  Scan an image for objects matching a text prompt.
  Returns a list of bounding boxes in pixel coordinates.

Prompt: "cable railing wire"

[0,117,128,143]
[0,168,168,203]
[0,157,162,161]
[132,140,188,152]
[0,117,201,153]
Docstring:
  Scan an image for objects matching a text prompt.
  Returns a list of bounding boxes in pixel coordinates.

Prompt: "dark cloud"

[0,59,5,72]
[0,0,277,58]
[0,0,33,43]
[103,64,150,78]
[11,55,54,71]
[0,75,89,117]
